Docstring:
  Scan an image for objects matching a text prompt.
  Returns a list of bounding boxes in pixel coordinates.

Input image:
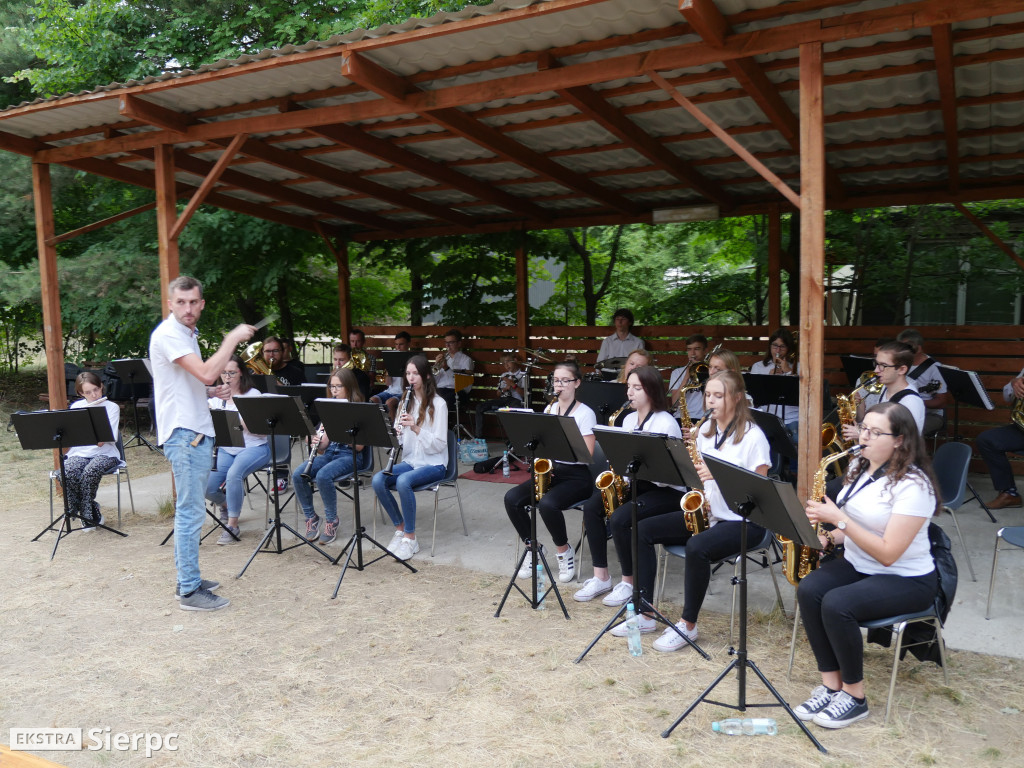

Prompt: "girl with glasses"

[503,360,596,583]
[205,355,269,545]
[574,365,684,606]
[749,328,799,479]
[295,367,371,546]
[795,401,939,728]
[372,355,448,561]
[64,371,121,531]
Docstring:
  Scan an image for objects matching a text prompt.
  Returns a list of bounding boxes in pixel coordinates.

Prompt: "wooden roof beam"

[679,0,728,47]
[120,94,190,134]
[555,78,734,209]
[954,202,1024,272]
[342,51,644,216]
[170,132,248,240]
[932,24,960,193]
[47,201,156,246]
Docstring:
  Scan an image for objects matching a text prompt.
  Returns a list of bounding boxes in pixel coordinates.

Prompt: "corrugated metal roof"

[1,0,1022,240]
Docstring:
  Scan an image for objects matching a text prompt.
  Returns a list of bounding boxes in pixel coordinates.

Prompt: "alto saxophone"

[680,414,712,535]
[595,470,626,518]
[534,394,559,501]
[779,444,863,587]
[607,400,630,426]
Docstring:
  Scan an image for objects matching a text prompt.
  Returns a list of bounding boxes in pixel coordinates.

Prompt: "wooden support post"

[515,228,529,352]
[768,206,781,330]
[32,162,67,412]
[337,237,351,342]
[154,144,179,316]
[797,42,826,503]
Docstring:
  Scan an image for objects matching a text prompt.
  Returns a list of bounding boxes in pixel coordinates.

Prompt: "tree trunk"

[786,212,801,327]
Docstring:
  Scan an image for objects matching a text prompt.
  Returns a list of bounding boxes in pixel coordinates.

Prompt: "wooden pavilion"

[1,0,1023,496]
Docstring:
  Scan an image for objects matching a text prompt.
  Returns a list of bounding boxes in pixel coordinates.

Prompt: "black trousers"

[636,513,765,623]
[797,557,937,684]
[504,463,592,547]
[581,483,682,577]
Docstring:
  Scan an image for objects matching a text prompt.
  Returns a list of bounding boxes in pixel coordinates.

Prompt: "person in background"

[475,351,526,438]
[669,334,709,423]
[896,328,951,436]
[371,331,412,420]
[205,355,269,545]
[843,341,925,437]
[349,327,377,375]
[262,335,305,385]
[596,308,644,377]
[976,363,1024,509]
[748,328,800,478]
[434,329,474,410]
[64,371,121,531]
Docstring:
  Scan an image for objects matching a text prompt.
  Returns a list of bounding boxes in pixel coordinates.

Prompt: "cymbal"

[595,356,626,369]
[523,348,553,362]
[451,368,476,375]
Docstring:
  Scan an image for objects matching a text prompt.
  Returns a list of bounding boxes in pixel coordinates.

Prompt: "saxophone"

[534,394,559,501]
[595,471,627,518]
[779,444,863,586]
[680,414,712,535]
[607,400,630,426]
[823,374,880,474]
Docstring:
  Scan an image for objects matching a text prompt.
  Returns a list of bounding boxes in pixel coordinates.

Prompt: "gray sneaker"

[219,505,228,525]
[179,587,230,612]
[175,579,221,600]
[216,525,240,545]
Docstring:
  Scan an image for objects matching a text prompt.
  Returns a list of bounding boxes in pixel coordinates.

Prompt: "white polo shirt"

[150,314,214,446]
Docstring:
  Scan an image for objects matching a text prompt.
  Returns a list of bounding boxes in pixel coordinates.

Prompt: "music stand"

[578,381,627,426]
[939,365,997,522]
[840,355,876,387]
[748,410,797,461]
[313,399,415,598]
[234,395,332,578]
[381,350,415,380]
[743,373,799,420]
[574,428,711,663]
[16,409,127,560]
[157,408,246,546]
[493,411,590,619]
[661,455,826,754]
[110,358,159,452]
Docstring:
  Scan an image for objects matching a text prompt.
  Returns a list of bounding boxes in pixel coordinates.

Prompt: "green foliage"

[0,301,43,373]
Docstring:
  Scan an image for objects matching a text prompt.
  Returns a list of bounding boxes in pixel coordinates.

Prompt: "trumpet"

[299,425,327,486]
[680,414,712,535]
[383,386,413,475]
[432,352,449,376]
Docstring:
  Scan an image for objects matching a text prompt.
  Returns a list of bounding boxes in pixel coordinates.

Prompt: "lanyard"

[553,398,577,417]
[837,463,887,508]
[713,419,737,450]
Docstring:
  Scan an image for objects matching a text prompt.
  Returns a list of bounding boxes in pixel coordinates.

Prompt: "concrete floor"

[96,444,1024,660]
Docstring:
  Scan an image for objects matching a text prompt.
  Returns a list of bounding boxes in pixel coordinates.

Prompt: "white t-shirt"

[669,365,706,421]
[696,420,771,523]
[401,394,449,468]
[1002,366,1024,403]
[864,381,926,434]
[150,315,213,446]
[598,332,644,365]
[66,397,120,461]
[544,399,597,465]
[749,359,800,425]
[435,350,474,391]
[623,410,684,489]
[837,468,936,576]
[499,369,527,403]
[208,391,268,455]
[908,357,946,417]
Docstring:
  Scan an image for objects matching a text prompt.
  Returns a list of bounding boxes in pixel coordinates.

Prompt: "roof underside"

[1,0,1022,241]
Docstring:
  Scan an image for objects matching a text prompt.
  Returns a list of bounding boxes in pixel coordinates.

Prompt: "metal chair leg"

[944,505,976,581]
[986,528,1004,619]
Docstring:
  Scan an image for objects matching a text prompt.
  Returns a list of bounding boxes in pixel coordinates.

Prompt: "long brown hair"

[701,370,753,445]
[328,368,364,402]
[403,354,438,426]
[628,366,670,413]
[845,401,941,515]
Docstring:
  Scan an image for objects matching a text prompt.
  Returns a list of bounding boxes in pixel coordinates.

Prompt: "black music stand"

[748,410,797,462]
[110,358,159,452]
[493,411,590,619]
[743,373,799,421]
[574,428,711,663]
[578,380,627,426]
[16,409,127,560]
[234,395,333,578]
[381,350,415,380]
[661,455,826,754]
[939,365,997,522]
[313,399,415,598]
[840,355,876,387]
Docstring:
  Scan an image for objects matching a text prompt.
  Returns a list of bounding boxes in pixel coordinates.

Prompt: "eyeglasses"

[329,384,345,391]
[222,370,239,378]
[858,423,895,439]
[444,340,459,347]
[770,343,787,350]
[552,378,579,385]
[873,359,898,370]
[263,347,282,355]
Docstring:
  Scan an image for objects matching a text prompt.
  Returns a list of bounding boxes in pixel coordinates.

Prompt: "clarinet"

[383,386,414,476]
[299,425,326,486]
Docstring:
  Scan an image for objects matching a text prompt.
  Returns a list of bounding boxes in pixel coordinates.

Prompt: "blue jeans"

[372,462,446,534]
[205,443,271,518]
[293,446,371,523]
[164,428,214,595]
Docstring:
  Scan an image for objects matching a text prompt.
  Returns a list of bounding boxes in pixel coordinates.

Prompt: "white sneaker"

[610,613,657,636]
[601,581,634,607]
[652,620,699,652]
[517,545,543,579]
[394,536,419,561]
[573,576,613,602]
[386,530,405,554]
[556,544,575,583]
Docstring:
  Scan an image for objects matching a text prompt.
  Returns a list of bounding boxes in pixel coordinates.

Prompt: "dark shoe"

[179,587,230,612]
[176,579,221,600]
[987,491,1022,509]
[812,691,869,729]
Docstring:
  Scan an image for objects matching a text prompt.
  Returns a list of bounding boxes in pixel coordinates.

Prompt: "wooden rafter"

[46,201,156,246]
[170,133,248,240]
[931,24,960,193]
[954,202,1024,272]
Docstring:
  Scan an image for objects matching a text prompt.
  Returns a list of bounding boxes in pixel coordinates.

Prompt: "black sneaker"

[794,684,837,721]
[175,579,222,600]
[179,587,230,612]
[812,690,869,729]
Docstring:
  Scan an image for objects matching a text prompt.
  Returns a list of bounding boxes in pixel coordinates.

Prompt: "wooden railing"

[327,324,1024,474]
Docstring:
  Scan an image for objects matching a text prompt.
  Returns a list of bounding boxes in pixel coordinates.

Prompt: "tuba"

[779,444,863,587]
[680,414,712,535]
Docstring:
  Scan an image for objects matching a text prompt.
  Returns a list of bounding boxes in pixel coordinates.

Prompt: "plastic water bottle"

[711,718,778,736]
[502,450,510,477]
[535,563,546,610]
[625,602,642,657]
